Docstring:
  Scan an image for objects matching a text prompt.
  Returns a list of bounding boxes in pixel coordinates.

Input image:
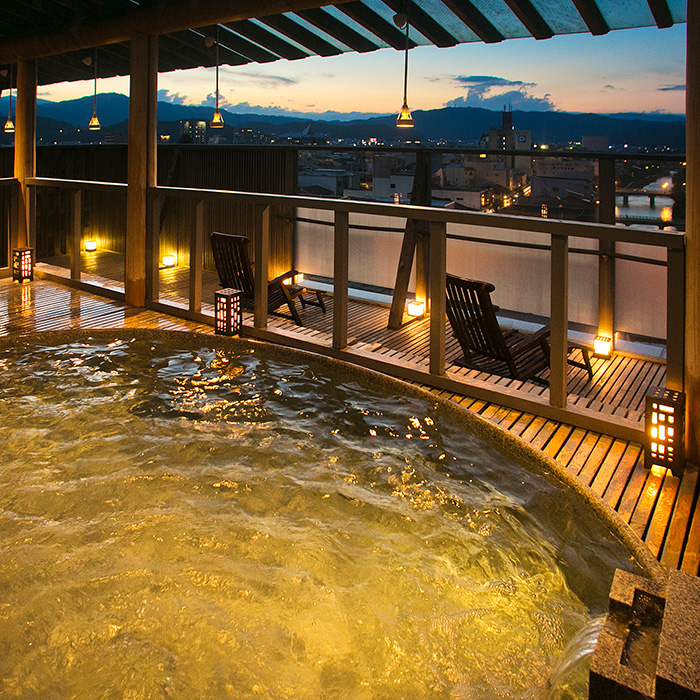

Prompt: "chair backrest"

[211,232,255,298]
[445,274,512,363]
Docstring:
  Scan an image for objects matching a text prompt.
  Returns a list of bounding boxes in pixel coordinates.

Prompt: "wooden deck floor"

[2,275,699,576]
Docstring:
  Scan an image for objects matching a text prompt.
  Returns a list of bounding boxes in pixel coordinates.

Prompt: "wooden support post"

[125,32,157,307]
[333,210,349,350]
[189,198,204,314]
[667,246,685,392]
[388,150,433,329]
[429,221,446,375]
[254,205,270,329]
[685,0,700,461]
[550,233,569,408]
[146,193,161,302]
[70,188,82,281]
[597,156,616,347]
[13,57,36,250]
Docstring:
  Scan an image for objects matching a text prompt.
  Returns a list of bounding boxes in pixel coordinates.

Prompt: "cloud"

[223,70,298,88]
[158,89,188,105]
[659,83,685,91]
[443,74,556,111]
[603,84,617,90]
[452,75,534,90]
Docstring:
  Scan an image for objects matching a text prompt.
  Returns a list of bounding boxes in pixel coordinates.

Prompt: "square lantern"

[12,247,33,283]
[406,300,425,317]
[645,387,685,477]
[593,335,612,358]
[215,288,242,336]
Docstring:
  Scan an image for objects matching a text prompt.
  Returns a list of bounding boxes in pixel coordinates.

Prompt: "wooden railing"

[24,176,686,441]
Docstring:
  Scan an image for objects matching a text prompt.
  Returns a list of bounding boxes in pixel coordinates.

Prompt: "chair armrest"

[509,324,551,353]
[269,269,298,287]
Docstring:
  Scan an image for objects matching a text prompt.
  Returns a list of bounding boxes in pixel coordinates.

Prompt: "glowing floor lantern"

[593,335,612,358]
[215,288,242,336]
[644,387,685,477]
[12,247,33,283]
[406,300,425,317]
[85,240,97,252]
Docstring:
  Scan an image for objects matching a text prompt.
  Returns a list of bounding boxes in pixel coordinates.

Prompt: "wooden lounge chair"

[211,231,311,325]
[445,273,593,383]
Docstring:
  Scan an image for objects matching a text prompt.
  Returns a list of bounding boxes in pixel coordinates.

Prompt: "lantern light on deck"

[283,273,303,286]
[644,387,685,477]
[406,300,425,317]
[593,335,612,358]
[85,240,97,252]
[215,288,242,336]
[161,254,176,268]
[12,247,33,283]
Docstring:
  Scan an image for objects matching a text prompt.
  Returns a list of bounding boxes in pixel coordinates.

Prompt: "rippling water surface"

[0,338,639,699]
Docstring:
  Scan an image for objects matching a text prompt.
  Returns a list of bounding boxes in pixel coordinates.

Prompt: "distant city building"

[179,119,207,144]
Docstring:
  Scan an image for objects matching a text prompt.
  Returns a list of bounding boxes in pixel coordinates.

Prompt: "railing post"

[429,220,446,375]
[254,205,270,329]
[667,245,685,392]
[598,156,616,348]
[333,209,349,350]
[70,188,82,281]
[146,192,161,303]
[189,198,204,313]
[550,233,569,408]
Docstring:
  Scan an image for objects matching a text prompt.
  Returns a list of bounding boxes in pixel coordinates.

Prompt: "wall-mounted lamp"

[644,387,685,477]
[161,254,176,267]
[406,300,425,317]
[12,247,33,283]
[593,335,612,358]
[4,64,14,133]
[394,12,413,128]
[85,240,97,252]
[215,288,242,335]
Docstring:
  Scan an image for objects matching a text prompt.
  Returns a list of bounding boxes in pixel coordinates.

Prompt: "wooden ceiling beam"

[647,0,673,29]
[503,0,553,40]
[570,0,609,36]
[0,0,351,62]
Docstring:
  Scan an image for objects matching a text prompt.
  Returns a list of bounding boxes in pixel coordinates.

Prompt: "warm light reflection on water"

[0,339,641,699]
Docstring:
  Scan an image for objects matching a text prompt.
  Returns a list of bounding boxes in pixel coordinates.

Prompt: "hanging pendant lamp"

[396,13,414,128]
[4,65,15,134]
[88,51,100,131]
[211,28,224,128]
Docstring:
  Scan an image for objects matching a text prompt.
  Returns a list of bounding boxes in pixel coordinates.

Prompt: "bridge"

[616,187,672,207]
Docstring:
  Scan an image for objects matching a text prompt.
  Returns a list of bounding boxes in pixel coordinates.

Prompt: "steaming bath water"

[0,336,641,699]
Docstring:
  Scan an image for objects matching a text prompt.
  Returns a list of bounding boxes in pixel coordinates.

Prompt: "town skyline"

[33,23,686,120]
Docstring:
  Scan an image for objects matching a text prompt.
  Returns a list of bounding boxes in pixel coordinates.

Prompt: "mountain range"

[0,93,686,150]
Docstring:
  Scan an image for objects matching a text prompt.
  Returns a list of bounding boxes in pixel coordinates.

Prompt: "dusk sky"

[38,23,686,119]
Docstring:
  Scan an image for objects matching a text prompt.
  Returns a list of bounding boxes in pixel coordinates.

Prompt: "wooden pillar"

[387,149,433,329]
[333,210,349,350]
[685,3,700,462]
[13,57,36,250]
[429,221,446,375]
[125,32,158,307]
[550,234,569,409]
[597,156,616,349]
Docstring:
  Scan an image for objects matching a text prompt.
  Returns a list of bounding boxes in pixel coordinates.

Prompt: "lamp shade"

[396,102,414,128]
[211,109,224,128]
[4,117,14,133]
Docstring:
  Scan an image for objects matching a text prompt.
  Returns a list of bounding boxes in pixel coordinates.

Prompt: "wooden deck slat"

[660,464,700,571]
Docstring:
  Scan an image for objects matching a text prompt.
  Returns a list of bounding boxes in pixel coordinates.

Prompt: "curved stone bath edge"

[3,327,666,585]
